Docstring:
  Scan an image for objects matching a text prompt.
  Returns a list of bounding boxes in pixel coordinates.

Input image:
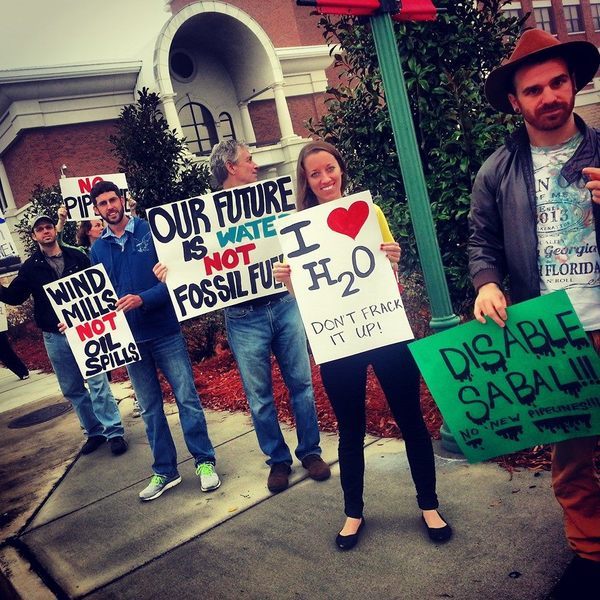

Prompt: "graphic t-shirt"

[533,132,600,330]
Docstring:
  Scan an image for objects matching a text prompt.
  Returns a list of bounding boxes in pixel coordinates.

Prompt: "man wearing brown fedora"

[468,28,600,593]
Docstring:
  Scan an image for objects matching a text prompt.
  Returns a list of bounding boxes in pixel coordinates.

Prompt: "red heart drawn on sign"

[326,200,369,240]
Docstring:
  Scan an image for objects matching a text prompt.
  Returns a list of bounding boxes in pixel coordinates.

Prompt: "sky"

[0,0,170,71]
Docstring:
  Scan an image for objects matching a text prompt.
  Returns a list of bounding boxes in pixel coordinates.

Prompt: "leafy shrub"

[110,88,212,213]
[181,312,227,362]
[309,0,525,305]
[6,299,34,329]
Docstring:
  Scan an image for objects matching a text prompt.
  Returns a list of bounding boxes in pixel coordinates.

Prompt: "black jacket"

[0,245,90,333]
[468,114,600,303]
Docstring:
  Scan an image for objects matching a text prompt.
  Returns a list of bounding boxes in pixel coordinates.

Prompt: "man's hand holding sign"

[146,176,295,320]
[410,291,600,462]
[583,166,600,205]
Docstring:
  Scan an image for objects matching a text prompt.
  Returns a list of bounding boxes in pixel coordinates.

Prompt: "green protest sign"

[409,291,600,462]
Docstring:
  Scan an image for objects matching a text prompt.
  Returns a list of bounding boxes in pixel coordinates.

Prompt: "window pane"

[0,180,7,213]
[218,112,236,141]
[534,7,556,34]
[564,5,583,33]
[503,8,522,20]
[178,102,218,156]
[591,4,600,30]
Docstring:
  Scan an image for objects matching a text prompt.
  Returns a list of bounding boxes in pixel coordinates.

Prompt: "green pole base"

[439,420,464,455]
[429,314,461,332]
[428,316,462,453]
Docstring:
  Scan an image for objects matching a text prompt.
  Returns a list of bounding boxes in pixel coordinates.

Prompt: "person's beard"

[37,232,57,248]
[104,205,125,225]
[522,95,575,133]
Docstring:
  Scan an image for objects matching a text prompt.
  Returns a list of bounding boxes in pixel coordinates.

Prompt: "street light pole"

[369,12,461,452]
[296,0,462,452]
[370,13,459,334]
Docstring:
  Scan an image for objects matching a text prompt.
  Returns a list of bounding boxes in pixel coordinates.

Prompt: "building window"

[591,2,600,30]
[503,8,523,21]
[178,102,218,156]
[564,4,583,33]
[218,112,236,141]
[170,50,195,82]
[534,7,556,34]
[0,180,7,213]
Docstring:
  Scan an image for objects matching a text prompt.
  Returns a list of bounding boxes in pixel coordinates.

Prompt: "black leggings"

[0,331,28,379]
[320,341,438,518]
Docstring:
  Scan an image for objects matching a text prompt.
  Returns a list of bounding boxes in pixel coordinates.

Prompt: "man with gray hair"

[208,140,330,493]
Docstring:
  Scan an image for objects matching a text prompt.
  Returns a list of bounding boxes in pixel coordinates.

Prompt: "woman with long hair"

[76,219,104,250]
[274,140,452,551]
[56,206,104,256]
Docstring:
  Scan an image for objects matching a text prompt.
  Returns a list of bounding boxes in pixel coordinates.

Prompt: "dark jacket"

[90,217,180,343]
[468,114,600,303]
[0,245,90,333]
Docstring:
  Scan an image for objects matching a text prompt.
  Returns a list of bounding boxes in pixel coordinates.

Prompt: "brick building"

[0,0,599,240]
[0,0,333,233]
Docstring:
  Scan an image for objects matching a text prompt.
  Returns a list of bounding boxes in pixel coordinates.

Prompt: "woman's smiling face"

[304,150,344,204]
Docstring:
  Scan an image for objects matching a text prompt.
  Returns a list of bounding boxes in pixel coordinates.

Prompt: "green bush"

[181,312,227,362]
[309,0,525,305]
[110,87,212,213]
[6,298,34,329]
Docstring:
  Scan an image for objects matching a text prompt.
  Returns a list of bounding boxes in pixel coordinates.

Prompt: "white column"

[272,82,296,141]
[0,159,16,212]
[161,92,184,139]
[238,101,257,144]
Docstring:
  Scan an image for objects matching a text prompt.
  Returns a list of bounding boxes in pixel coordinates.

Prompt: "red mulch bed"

[9,323,552,473]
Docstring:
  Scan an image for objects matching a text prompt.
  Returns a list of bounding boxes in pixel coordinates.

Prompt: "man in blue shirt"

[90,181,220,501]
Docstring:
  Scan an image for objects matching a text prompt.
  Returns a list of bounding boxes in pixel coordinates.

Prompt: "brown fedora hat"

[485,28,599,114]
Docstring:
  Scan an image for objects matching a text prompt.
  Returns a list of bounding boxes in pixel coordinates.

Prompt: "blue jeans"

[225,295,321,466]
[126,332,215,478]
[43,331,123,439]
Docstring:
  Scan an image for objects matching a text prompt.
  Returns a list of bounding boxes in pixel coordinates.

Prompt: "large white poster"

[146,176,296,320]
[275,192,414,364]
[59,173,130,221]
[0,211,21,274]
[44,264,139,378]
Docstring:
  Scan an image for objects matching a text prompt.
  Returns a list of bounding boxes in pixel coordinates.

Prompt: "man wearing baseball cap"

[0,213,127,456]
[468,28,600,593]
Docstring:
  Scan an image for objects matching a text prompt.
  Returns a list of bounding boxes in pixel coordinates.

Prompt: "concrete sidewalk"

[0,368,573,599]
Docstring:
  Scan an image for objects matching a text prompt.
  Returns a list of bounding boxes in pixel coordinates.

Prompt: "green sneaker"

[138,473,182,501]
[196,462,221,492]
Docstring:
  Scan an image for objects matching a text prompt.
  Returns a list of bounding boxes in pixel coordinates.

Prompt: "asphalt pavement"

[0,365,574,599]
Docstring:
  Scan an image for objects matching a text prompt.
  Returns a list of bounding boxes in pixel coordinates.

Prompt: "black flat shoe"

[335,518,365,551]
[422,513,452,543]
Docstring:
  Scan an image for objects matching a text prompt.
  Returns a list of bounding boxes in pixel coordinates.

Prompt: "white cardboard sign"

[275,192,414,364]
[0,211,22,274]
[44,264,139,378]
[59,173,130,221]
[0,302,8,332]
[146,176,295,320]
